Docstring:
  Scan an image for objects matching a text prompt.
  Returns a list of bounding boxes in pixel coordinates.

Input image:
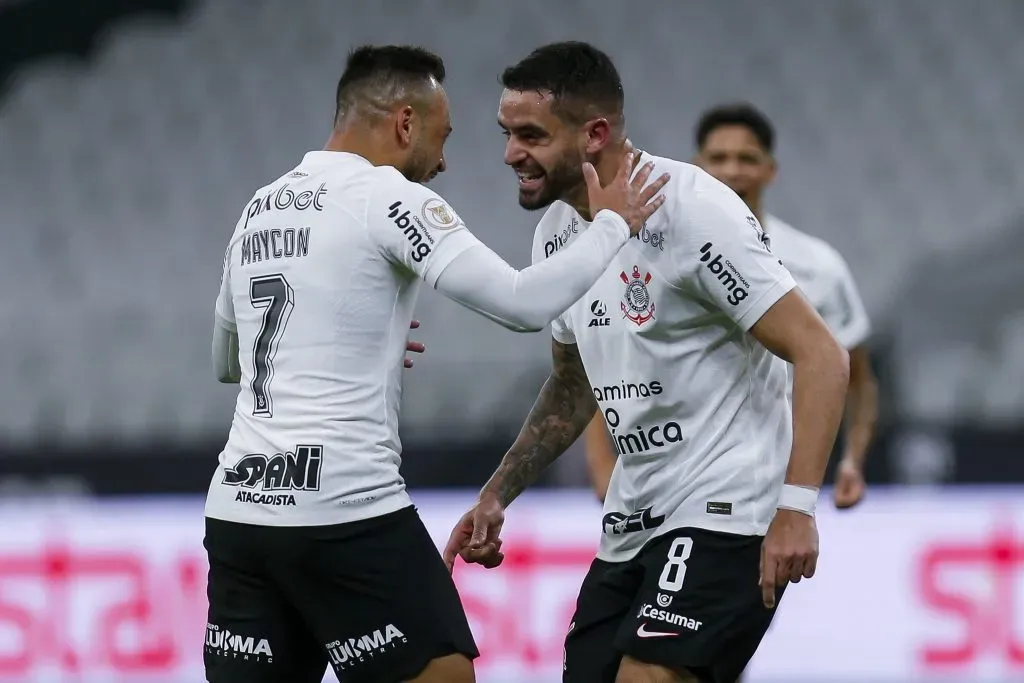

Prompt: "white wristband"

[777,484,819,517]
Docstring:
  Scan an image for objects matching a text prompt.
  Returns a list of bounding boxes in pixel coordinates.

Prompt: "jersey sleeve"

[366,171,480,287]
[530,219,576,344]
[680,189,797,331]
[819,254,871,349]
[214,241,236,331]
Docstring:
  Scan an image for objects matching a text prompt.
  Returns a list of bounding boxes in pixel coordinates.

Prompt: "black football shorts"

[563,527,784,683]
[203,506,478,683]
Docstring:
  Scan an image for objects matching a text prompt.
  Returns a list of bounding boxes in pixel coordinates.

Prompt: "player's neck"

[567,139,637,222]
[323,127,402,169]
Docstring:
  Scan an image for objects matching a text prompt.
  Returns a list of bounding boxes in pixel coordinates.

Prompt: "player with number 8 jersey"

[444,42,850,683]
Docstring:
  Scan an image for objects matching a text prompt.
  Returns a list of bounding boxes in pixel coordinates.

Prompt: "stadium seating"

[1,0,1022,441]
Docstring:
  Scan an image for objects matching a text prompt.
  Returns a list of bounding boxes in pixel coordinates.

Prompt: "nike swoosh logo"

[636,623,678,639]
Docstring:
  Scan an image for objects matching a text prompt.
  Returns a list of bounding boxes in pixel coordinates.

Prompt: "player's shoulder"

[531,200,580,261]
[639,152,756,241]
[764,214,849,275]
[637,152,741,214]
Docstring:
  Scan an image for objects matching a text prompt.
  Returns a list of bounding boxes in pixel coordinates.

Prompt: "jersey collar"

[300,150,372,168]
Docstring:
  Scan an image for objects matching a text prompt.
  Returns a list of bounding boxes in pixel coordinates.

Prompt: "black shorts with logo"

[203,506,478,683]
[563,527,784,683]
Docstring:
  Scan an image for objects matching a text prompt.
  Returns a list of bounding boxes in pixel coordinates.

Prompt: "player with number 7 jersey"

[202,45,667,683]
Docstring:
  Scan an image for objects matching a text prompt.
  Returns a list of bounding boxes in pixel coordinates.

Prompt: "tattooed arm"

[482,339,597,507]
[442,339,595,571]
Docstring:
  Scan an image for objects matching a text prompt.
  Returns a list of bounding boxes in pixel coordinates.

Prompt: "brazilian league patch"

[421,197,460,230]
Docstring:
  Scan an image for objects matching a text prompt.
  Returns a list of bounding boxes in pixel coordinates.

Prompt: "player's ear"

[765,155,778,184]
[691,151,706,170]
[395,105,416,147]
[583,118,612,155]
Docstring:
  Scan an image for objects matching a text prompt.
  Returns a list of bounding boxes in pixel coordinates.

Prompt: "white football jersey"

[206,151,479,527]
[763,214,870,350]
[533,153,797,562]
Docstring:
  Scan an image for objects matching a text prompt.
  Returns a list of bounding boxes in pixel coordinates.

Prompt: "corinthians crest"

[620,265,655,326]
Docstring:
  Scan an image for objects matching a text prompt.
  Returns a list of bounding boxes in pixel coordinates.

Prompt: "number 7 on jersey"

[249,274,294,418]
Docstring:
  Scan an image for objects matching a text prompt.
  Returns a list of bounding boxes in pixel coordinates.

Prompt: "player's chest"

[565,244,676,344]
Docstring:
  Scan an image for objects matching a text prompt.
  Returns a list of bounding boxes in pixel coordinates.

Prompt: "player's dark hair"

[334,45,446,126]
[695,103,775,153]
[500,41,624,125]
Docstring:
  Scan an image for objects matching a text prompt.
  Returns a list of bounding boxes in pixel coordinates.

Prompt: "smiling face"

[497,88,589,211]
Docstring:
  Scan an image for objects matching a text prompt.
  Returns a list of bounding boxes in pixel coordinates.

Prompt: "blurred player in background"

[582,103,878,515]
[204,44,666,683]
[444,42,850,683]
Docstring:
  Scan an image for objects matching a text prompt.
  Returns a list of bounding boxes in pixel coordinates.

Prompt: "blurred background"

[0,0,1022,681]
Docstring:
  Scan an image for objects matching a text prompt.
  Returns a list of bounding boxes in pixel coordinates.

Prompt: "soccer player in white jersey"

[693,103,878,509]
[442,43,850,683]
[582,104,879,514]
[579,100,881,683]
[204,45,668,683]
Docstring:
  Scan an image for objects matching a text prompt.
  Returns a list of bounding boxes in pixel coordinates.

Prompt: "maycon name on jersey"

[239,178,326,265]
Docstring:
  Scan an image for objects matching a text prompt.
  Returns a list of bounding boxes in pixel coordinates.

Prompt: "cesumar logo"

[543,217,580,258]
[637,604,703,632]
[699,242,749,306]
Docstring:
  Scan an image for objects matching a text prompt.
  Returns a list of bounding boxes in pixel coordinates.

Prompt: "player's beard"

[518,151,585,211]
[402,140,440,184]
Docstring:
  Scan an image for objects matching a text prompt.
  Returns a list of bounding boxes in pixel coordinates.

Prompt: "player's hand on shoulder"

[759,508,819,609]
[442,494,505,573]
[404,319,425,369]
[832,457,866,509]
[584,149,670,236]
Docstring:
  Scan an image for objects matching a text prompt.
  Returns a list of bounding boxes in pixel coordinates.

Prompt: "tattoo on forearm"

[484,341,597,507]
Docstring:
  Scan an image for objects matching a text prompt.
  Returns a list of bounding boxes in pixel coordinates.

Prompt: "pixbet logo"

[388,201,434,262]
[632,223,665,251]
[699,242,749,306]
[543,217,579,258]
[244,182,327,230]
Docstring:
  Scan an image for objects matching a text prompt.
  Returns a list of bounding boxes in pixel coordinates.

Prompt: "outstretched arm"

[370,155,668,333]
[481,339,597,507]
